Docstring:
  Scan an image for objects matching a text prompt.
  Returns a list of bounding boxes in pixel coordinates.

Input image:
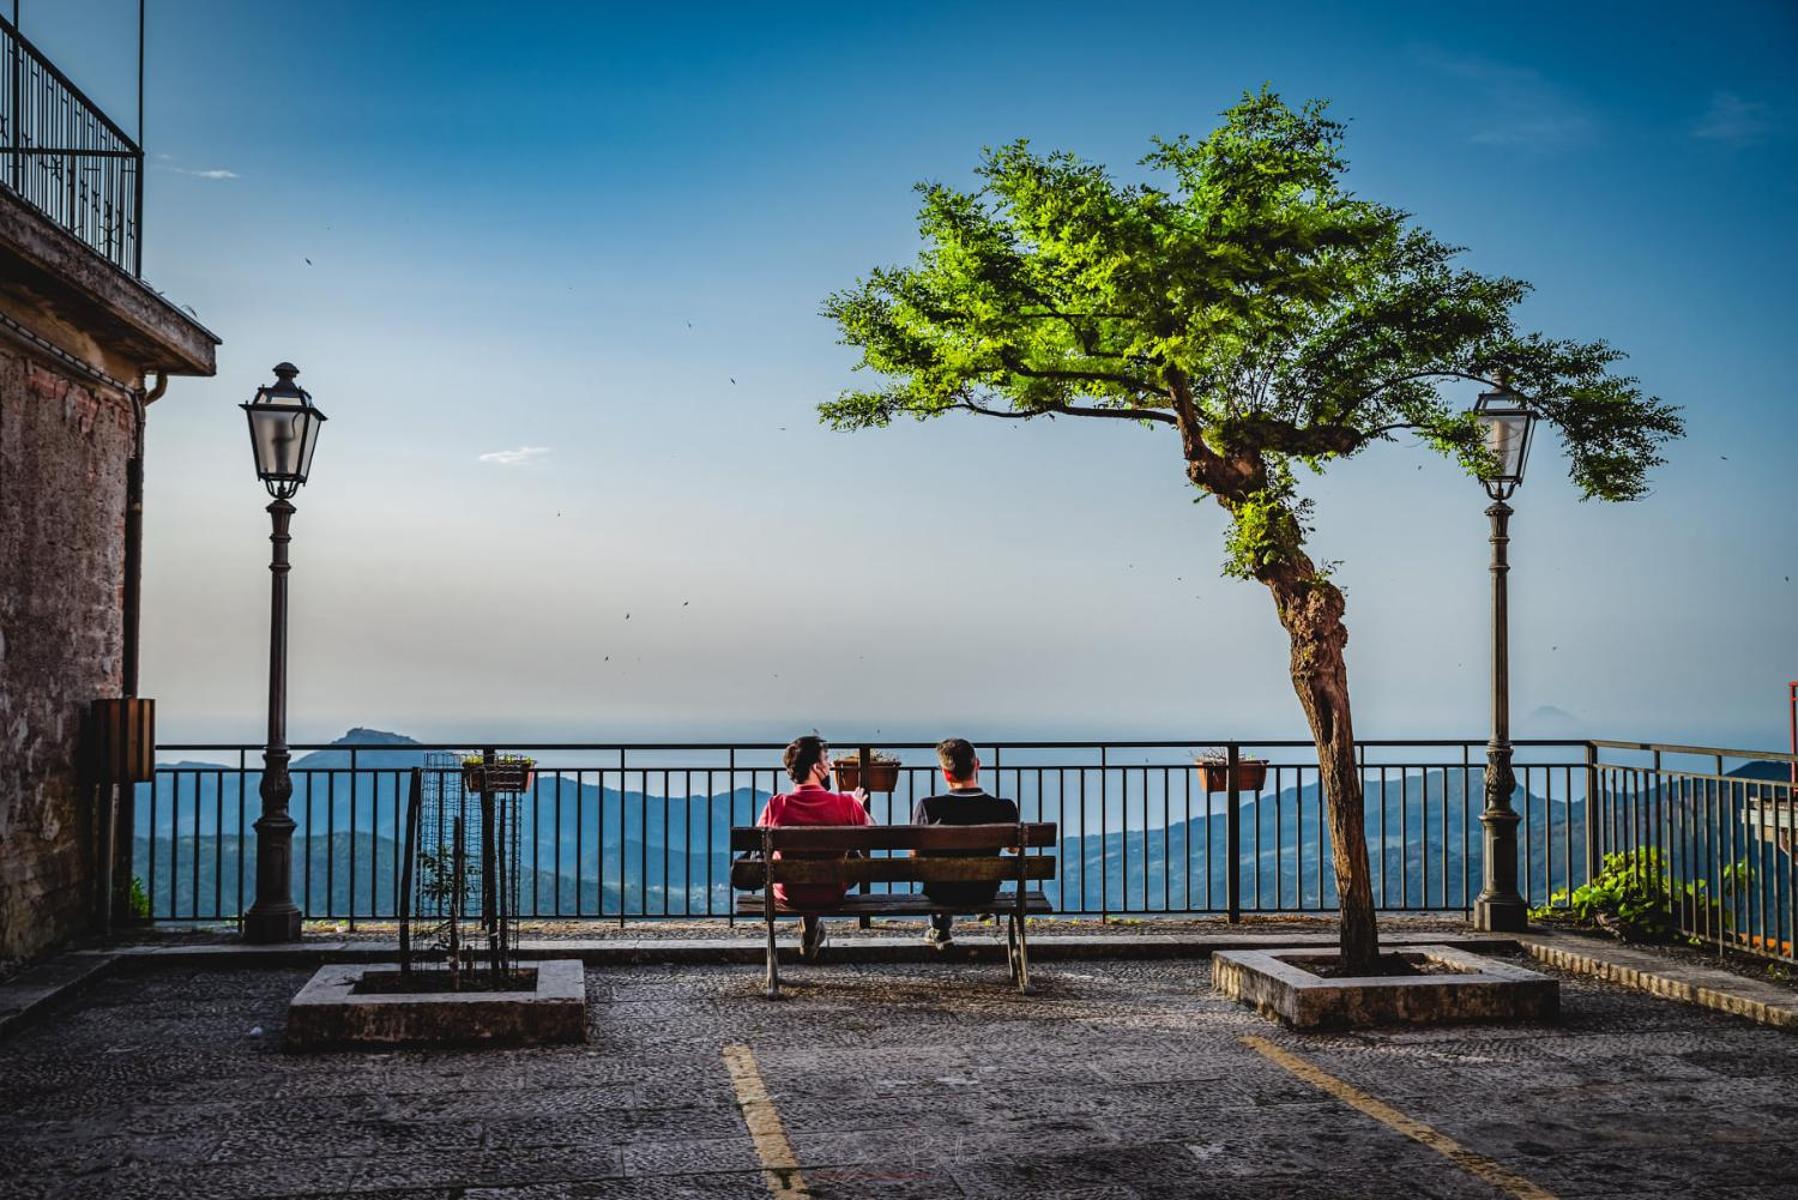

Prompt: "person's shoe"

[801,919,829,963]
[925,924,953,950]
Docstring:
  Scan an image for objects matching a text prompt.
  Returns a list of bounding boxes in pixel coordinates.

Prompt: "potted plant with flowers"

[462,753,536,795]
[832,749,902,793]
[1193,749,1268,794]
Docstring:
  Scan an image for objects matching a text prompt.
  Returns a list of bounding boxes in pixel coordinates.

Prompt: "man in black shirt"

[912,737,1019,948]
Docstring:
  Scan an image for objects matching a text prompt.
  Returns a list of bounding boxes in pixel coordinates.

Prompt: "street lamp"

[241,363,326,943]
[1472,382,1533,932]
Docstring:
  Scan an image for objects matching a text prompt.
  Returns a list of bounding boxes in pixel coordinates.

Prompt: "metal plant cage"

[398,752,528,987]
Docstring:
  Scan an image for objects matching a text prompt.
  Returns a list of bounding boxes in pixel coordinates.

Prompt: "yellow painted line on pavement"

[722,1042,811,1199]
[1241,1035,1557,1200]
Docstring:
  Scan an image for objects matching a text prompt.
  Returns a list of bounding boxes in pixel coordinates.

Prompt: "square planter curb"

[285,958,587,1051]
[1213,944,1558,1029]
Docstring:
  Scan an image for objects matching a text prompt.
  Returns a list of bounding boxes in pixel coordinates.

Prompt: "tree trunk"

[1261,555,1380,973]
[1170,383,1378,970]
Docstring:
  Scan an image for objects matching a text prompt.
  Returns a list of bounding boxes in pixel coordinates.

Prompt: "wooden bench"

[729,822,1058,998]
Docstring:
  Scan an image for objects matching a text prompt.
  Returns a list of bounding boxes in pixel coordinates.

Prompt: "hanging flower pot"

[833,752,901,794]
[1193,755,1268,794]
[462,755,536,795]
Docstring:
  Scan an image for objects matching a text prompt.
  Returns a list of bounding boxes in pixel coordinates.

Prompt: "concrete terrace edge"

[0,952,117,1040]
[1519,931,1798,1032]
[99,930,1522,968]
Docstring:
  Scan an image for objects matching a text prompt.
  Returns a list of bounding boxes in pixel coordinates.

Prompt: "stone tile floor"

[1,952,1795,1198]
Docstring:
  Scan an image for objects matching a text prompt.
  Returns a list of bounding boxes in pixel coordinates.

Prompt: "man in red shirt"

[757,734,871,961]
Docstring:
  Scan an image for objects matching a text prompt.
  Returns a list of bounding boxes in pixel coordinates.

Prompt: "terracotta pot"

[833,760,901,793]
[463,763,536,794]
[1194,760,1267,794]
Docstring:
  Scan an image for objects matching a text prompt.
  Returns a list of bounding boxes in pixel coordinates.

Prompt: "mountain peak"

[333,727,420,747]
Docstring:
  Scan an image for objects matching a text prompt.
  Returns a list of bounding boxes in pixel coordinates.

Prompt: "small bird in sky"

[1721,456,1728,461]
[686,320,693,329]
[625,612,630,620]
[730,378,737,385]
[604,656,610,662]
[682,601,689,607]
[304,258,311,265]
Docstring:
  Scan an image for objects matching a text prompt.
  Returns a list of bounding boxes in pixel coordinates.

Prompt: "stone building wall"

[0,344,136,961]
[0,187,216,964]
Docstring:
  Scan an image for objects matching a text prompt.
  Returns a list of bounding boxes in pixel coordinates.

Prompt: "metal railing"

[1587,741,1796,963]
[2,14,142,274]
[135,737,1599,930]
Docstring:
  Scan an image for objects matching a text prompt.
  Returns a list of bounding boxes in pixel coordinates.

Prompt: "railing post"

[1583,742,1600,889]
[856,745,873,930]
[1225,743,1241,924]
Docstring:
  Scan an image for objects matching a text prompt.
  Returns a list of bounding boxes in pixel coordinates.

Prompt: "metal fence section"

[136,737,1600,929]
[1587,741,1797,964]
[2,14,143,274]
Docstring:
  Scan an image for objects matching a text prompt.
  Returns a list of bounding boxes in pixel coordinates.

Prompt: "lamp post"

[241,363,326,943]
[1472,382,1534,933]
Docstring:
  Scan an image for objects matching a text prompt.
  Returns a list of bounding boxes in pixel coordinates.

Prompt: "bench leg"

[1005,913,1019,982]
[764,915,780,1000]
[1011,913,1032,995]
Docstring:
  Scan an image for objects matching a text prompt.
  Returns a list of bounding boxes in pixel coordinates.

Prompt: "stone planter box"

[285,958,586,1051]
[1212,944,1557,1029]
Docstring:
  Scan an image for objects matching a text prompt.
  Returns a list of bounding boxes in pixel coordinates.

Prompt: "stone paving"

[1,950,1795,1198]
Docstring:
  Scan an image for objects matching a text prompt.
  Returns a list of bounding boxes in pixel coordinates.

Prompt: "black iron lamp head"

[1473,384,1534,501]
[241,361,326,499]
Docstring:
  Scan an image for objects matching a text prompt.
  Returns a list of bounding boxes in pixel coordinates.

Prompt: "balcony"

[1,14,142,275]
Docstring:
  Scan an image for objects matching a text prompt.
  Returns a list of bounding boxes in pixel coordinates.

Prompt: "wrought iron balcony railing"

[2,14,142,274]
[132,736,1795,961]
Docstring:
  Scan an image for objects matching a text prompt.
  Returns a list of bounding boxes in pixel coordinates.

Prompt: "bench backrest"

[729,822,1056,854]
[728,822,1058,890]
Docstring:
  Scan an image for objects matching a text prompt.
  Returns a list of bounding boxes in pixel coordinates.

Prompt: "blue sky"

[23,1,1798,748]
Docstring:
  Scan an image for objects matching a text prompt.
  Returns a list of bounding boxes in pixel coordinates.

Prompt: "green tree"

[820,89,1682,971]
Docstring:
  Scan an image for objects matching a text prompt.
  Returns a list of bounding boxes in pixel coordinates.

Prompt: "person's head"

[784,734,831,787]
[936,737,979,786]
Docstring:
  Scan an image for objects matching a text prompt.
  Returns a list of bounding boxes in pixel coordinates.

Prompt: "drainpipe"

[123,370,162,695]
[104,368,163,930]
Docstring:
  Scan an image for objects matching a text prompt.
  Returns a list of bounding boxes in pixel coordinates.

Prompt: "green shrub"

[1532,849,1745,944]
[128,876,150,920]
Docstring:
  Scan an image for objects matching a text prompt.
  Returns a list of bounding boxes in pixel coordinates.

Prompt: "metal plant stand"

[398,752,527,988]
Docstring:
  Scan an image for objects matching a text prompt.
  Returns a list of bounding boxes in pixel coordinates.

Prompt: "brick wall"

[0,343,133,961]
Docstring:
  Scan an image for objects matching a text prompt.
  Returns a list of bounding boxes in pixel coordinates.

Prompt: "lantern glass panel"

[1482,412,1530,480]
[296,410,323,481]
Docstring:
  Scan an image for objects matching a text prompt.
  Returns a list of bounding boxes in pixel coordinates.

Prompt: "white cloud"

[478,446,551,466]
[154,163,239,179]
[1692,92,1774,146]
[1419,51,1597,150]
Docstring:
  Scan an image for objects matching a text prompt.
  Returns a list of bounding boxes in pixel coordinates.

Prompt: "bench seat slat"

[733,889,1053,917]
[731,855,1056,889]
[728,822,1057,853]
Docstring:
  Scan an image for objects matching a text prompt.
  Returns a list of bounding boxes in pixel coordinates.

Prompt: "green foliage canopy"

[822,88,1682,580]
